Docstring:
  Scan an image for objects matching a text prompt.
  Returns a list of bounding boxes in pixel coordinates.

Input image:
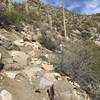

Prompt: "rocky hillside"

[0,0,100,100]
[0,27,91,100]
[1,0,100,41]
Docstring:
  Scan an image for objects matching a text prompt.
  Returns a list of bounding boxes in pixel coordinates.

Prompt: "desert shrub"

[39,31,61,50]
[0,5,10,26]
[28,11,42,22]
[50,41,100,99]
[81,32,91,40]
[53,41,100,78]
[6,9,25,24]
[0,3,26,27]
[96,13,100,16]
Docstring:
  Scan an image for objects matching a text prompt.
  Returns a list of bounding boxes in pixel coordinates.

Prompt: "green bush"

[81,32,91,40]
[51,41,100,99]
[6,9,25,24]
[39,31,60,50]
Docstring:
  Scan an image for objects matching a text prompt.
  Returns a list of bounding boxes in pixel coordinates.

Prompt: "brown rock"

[41,63,54,71]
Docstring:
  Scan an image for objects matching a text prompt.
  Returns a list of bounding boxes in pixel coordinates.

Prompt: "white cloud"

[67,3,80,10]
[81,0,100,14]
[40,0,48,4]
[85,0,98,9]
[40,0,62,6]
[41,0,100,15]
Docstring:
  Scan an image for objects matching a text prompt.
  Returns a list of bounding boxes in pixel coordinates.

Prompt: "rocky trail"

[0,28,91,100]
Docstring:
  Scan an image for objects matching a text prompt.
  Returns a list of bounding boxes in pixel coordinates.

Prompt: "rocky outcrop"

[0,27,92,100]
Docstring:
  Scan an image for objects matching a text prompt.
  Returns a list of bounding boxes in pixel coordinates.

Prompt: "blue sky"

[15,0,100,15]
[40,0,100,15]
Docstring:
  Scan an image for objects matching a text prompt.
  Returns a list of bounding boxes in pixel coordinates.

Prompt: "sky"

[15,0,100,15]
[41,0,100,15]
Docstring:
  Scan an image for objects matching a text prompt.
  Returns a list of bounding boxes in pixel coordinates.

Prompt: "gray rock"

[2,40,20,51]
[3,58,13,64]
[9,51,31,66]
[32,29,42,42]
[4,63,25,71]
[0,73,49,100]
[50,80,77,100]
[3,51,31,70]
[14,39,24,47]
[0,90,12,100]
[0,47,10,59]
[32,72,61,90]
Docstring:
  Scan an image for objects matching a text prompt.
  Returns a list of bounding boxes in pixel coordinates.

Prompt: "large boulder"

[0,73,49,100]
[49,80,77,100]
[9,51,31,66]
[3,51,31,70]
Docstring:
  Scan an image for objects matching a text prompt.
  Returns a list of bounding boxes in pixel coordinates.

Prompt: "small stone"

[24,35,32,42]
[14,39,24,47]
[41,64,54,71]
[0,90,12,100]
[94,41,100,46]
[4,71,19,79]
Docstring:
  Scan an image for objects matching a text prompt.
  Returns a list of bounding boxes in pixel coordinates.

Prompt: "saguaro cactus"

[25,0,29,13]
[8,0,13,12]
[48,14,53,30]
[62,1,68,40]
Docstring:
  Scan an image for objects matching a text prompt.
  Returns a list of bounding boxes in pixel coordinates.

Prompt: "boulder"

[0,73,49,100]
[2,40,20,51]
[50,80,77,100]
[32,72,61,90]
[9,51,31,66]
[94,40,100,46]
[24,35,33,42]
[0,74,34,100]
[41,63,54,71]
[0,90,12,100]
[14,39,24,47]
[32,28,42,42]
[23,67,43,80]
